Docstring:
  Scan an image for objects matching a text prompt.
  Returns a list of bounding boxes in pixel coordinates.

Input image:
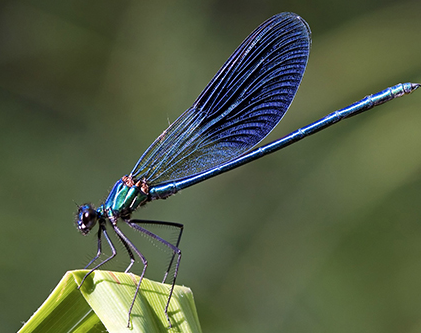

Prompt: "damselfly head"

[76,204,98,235]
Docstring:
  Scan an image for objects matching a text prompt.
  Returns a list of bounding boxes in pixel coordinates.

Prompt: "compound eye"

[82,209,96,224]
[76,204,98,235]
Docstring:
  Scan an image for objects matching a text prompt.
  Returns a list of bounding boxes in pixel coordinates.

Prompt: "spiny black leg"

[164,245,181,327]
[129,219,183,284]
[114,230,136,273]
[79,221,117,289]
[127,220,182,328]
[84,224,103,269]
[112,224,148,329]
[162,222,183,284]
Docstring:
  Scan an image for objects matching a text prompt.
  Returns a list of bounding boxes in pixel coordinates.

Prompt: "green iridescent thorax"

[103,176,148,219]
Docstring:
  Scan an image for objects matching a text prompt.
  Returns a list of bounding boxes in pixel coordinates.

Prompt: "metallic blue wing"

[130,12,311,185]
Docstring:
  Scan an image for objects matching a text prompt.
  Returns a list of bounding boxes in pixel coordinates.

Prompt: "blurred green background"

[1,0,421,332]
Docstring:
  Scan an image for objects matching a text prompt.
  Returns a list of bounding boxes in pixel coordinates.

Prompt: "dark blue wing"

[130,12,311,185]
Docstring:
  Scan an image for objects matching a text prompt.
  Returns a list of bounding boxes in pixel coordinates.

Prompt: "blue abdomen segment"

[104,177,148,218]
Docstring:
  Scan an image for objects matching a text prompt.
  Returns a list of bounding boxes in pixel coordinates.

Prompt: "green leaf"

[18,270,202,333]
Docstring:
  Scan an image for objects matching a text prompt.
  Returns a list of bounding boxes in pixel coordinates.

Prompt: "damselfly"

[76,12,419,327]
